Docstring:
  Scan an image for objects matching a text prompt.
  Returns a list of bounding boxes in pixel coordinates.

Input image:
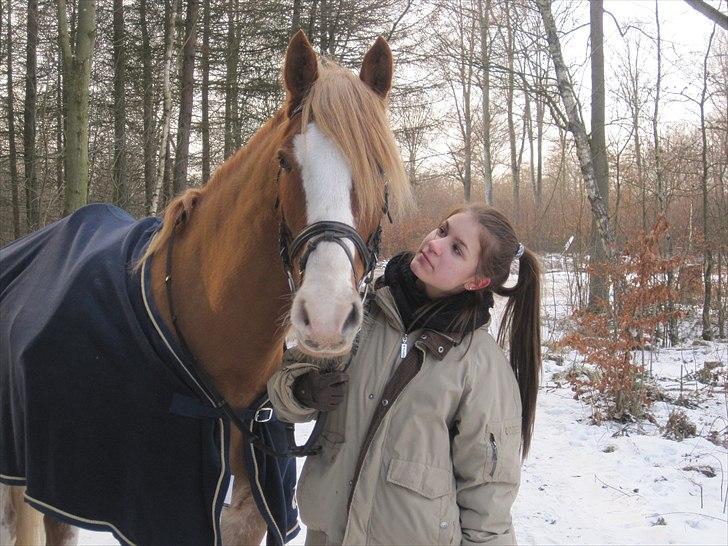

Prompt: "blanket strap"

[163,229,292,459]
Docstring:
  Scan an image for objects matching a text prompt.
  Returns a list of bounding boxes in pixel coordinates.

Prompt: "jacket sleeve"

[451,354,522,545]
[267,360,320,424]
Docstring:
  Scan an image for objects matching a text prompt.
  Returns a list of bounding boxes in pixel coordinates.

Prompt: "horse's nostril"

[342,303,360,333]
[301,303,310,327]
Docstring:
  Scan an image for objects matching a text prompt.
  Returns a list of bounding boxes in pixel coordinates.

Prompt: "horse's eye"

[278,151,293,172]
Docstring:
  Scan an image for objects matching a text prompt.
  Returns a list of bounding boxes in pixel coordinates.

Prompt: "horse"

[0,30,411,546]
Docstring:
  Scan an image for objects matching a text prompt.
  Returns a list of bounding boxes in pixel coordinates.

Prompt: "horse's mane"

[137,57,411,269]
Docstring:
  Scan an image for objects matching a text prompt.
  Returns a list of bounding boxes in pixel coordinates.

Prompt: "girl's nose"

[428,238,442,256]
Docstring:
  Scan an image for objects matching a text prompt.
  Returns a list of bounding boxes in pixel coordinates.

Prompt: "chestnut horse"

[1,30,410,545]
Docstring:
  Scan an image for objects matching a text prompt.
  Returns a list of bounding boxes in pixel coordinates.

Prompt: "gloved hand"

[292,370,349,411]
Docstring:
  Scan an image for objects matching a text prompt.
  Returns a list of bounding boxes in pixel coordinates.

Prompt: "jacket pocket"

[386,458,452,499]
[368,459,454,545]
[484,419,522,484]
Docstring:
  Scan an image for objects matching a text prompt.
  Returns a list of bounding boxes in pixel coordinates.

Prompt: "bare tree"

[224,0,241,159]
[173,0,199,194]
[24,0,39,230]
[140,0,155,213]
[152,0,180,215]
[535,0,615,259]
[683,0,728,30]
[5,0,20,237]
[58,0,96,215]
[700,24,718,340]
[504,1,520,217]
[393,90,433,187]
[438,0,478,201]
[618,38,647,232]
[112,0,128,206]
[477,0,494,204]
[201,0,211,184]
[588,0,610,310]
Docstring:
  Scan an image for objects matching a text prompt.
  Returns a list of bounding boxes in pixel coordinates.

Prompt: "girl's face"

[410,211,491,299]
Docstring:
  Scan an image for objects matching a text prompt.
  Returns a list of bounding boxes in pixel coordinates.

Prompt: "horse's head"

[275,31,409,357]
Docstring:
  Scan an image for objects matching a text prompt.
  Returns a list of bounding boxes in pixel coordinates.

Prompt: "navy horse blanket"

[0,204,299,546]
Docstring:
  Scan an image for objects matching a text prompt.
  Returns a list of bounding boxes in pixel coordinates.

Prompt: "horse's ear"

[284,30,318,117]
[360,36,393,99]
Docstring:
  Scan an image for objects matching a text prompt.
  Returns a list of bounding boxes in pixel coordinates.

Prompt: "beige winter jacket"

[268,284,522,545]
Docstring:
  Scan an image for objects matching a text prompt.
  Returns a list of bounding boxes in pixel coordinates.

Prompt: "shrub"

[560,218,683,421]
[663,409,697,441]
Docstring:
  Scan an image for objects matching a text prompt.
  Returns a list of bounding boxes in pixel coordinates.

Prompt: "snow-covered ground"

[79,266,727,545]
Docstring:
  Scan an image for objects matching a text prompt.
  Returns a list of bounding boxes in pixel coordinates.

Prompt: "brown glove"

[292,370,349,411]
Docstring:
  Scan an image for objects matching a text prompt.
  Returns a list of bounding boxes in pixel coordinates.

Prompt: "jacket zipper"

[489,432,498,478]
[400,333,408,358]
[346,347,423,511]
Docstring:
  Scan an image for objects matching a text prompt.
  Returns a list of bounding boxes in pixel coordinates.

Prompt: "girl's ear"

[466,277,491,291]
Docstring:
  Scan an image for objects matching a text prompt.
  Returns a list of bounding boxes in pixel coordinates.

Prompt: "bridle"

[275,165,392,304]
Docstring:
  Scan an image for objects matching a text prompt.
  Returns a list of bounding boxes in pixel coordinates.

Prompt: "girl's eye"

[452,244,462,256]
[437,225,446,235]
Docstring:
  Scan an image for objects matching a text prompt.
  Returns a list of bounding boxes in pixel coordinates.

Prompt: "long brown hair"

[437,204,542,458]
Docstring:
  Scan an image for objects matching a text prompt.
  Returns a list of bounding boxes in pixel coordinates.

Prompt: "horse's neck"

[151,146,290,410]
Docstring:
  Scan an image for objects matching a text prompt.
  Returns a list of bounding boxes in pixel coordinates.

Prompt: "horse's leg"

[221,427,266,546]
[43,515,78,546]
[2,485,44,545]
[0,483,16,545]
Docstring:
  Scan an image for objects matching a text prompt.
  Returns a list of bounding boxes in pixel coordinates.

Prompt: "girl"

[268,204,541,545]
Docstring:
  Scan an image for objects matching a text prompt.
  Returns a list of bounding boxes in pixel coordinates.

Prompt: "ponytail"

[495,249,541,458]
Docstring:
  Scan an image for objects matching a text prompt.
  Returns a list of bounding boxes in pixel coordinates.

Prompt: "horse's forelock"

[300,63,412,224]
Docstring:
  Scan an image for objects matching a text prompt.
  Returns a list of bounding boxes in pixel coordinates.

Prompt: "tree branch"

[683,0,728,30]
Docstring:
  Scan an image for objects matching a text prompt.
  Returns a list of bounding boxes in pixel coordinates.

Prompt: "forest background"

[0,0,726,344]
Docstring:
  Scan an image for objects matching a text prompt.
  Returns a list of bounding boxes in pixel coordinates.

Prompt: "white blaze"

[290,123,361,351]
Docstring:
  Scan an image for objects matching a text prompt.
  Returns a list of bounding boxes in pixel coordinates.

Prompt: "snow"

[78,265,727,545]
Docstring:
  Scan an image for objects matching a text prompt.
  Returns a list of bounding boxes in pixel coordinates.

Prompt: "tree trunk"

[650,1,678,344]
[58,0,96,215]
[478,0,493,205]
[588,0,610,311]
[320,0,329,54]
[653,1,664,218]
[535,0,615,258]
[307,0,318,44]
[700,24,717,340]
[505,3,519,217]
[201,0,210,184]
[112,0,128,207]
[535,93,544,207]
[718,248,724,338]
[56,49,64,192]
[173,0,199,194]
[525,88,536,204]
[140,0,155,213]
[459,0,475,202]
[292,0,301,34]
[224,0,239,159]
[152,0,179,215]
[5,0,20,238]
[683,0,728,30]
[24,0,39,230]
